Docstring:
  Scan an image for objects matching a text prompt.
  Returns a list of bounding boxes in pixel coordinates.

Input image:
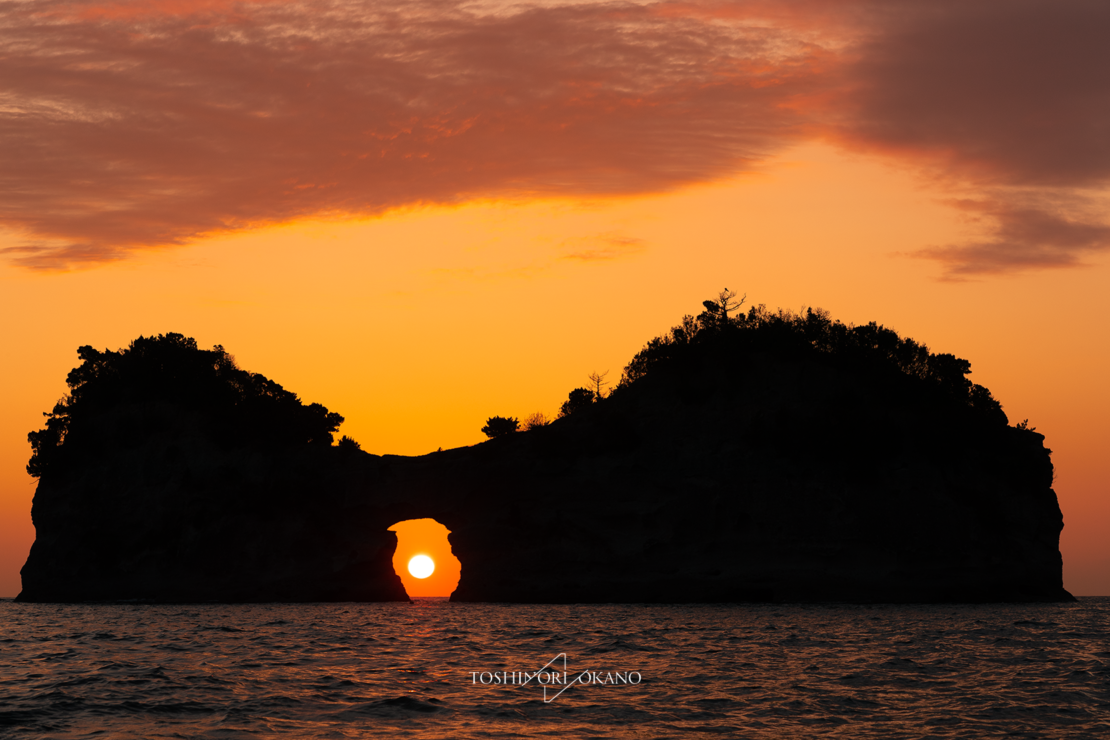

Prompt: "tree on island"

[483,289,1017,442]
[558,388,595,418]
[698,288,745,329]
[27,333,345,479]
[481,416,520,438]
[612,289,1012,429]
[587,370,610,400]
[337,435,362,452]
[523,412,550,430]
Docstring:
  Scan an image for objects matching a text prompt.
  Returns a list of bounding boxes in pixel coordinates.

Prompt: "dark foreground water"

[1,598,1108,739]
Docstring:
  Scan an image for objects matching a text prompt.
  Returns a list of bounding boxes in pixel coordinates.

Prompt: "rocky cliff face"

[18,339,1071,604]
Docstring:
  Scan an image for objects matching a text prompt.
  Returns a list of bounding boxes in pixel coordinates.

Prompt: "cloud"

[838,0,1110,187]
[2,0,1107,276]
[0,0,826,268]
[560,232,646,262]
[833,0,1110,276]
[912,196,1110,280]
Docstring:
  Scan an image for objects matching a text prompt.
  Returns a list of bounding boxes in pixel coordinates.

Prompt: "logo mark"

[469,653,642,703]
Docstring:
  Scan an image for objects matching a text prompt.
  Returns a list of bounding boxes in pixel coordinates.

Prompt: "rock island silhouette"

[18,292,1073,603]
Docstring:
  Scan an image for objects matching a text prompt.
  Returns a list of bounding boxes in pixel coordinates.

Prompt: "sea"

[1,598,1107,739]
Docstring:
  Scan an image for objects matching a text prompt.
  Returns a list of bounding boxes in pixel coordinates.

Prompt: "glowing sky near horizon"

[1,0,1108,597]
[390,519,461,597]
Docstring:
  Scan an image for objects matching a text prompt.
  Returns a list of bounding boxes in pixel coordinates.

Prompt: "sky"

[390,518,461,598]
[1,0,1108,597]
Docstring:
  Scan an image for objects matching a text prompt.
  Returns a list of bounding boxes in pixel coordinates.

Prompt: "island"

[17,294,1073,603]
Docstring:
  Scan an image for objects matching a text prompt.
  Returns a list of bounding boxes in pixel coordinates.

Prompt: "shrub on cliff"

[523,412,550,430]
[27,333,344,478]
[337,435,362,453]
[558,388,596,418]
[617,295,1011,427]
[481,416,520,438]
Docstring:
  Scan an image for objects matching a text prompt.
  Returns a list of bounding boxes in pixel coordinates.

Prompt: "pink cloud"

[1,0,1107,276]
[0,0,825,268]
[912,197,1110,280]
[560,232,646,262]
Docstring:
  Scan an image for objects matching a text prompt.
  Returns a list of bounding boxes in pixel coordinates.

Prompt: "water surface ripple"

[1,599,1108,738]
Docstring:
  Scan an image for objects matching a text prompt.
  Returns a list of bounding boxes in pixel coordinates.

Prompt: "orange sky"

[1,1,1108,597]
[390,519,462,597]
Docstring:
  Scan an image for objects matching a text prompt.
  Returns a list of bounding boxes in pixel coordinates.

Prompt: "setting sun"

[408,555,435,579]
[389,519,461,597]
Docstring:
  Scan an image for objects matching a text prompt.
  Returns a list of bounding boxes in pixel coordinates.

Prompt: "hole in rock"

[388,518,461,598]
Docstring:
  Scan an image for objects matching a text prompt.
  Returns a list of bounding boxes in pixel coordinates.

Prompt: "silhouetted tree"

[969,384,1008,426]
[670,314,700,344]
[27,333,345,478]
[559,388,595,418]
[523,412,550,430]
[610,291,1013,428]
[587,370,610,400]
[337,435,361,452]
[698,288,745,329]
[481,416,520,438]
